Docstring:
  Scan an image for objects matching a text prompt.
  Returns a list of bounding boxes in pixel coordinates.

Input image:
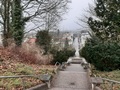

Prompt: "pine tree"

[88,0,120,41]
[36,30,51,54]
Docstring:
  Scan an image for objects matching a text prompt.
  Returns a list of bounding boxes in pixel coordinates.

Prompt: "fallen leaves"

[0,47,56,90]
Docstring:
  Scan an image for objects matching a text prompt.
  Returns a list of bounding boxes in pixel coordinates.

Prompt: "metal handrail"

[92,74,120,84]
[92,75,120,90]
[0,74,51,90]
[101,78,120,90]
[0,75,37,90]
[101,78,120,84]
[0,75,35,79]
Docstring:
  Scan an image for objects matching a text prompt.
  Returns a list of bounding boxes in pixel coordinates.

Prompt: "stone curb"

[26,67,59,90]
[50,67,60,87]
[26,83,48,90]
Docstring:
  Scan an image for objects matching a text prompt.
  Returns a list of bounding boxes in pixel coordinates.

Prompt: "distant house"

[22,37,44,54]
[62,32,74,46]
[26,38,36,45]
[80,31,90,49]
[22,37,36,49]
[50,32,74,50]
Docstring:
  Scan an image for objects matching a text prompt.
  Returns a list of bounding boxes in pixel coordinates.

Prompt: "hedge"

[51,49,75,64]
[80,38,120,71]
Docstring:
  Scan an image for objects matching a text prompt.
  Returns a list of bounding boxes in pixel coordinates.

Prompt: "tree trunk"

[3,0,11,47]
[3,0,8,47]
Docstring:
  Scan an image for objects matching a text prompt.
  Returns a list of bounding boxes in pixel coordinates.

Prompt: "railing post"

[92,83,95,90]
[103,80,105,89]
[46,80,51,88]
[110,82,114,90]
[21,77,26,90]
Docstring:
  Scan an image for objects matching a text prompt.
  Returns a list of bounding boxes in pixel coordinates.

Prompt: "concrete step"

[71,60,81,64]
[49,87,89,90]
[51,71,90,90]
[49,58,91,90]
[72,58,82,60]
[65,64,85,72]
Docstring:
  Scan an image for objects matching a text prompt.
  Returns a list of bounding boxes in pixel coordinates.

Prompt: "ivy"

[12,0,24,46]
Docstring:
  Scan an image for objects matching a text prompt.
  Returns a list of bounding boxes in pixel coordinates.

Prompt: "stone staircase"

[48,57,91,90]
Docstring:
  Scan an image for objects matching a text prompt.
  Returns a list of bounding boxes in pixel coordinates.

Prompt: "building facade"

[79,31,90,49]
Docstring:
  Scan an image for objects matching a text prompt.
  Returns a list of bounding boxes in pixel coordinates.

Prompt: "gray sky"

[59,0,94,31]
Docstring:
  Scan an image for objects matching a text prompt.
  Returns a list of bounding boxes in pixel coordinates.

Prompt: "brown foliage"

[0,42,53,65]
[12,47,37,64]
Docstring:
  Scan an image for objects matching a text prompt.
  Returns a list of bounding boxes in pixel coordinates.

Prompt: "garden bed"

[92,69,120,90]
[0,59,57,90]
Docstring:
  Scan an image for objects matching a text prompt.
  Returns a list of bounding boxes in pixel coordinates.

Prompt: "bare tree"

[43,0,69,31]
[0,0,12,46]
[0,0,70,46]
[22,0,70,32]
[77,3,96,31]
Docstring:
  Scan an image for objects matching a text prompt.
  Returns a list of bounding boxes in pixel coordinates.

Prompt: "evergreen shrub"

[80,38,120,71]
[51,49,75,64]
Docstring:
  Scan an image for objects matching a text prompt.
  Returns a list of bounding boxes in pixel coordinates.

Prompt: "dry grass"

[0,61,56,90]
[0,45,56,90]
[92,66,120,90]
[22,43,53,64]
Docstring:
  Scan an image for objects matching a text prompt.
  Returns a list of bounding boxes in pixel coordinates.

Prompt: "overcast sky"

[59,0,94,31]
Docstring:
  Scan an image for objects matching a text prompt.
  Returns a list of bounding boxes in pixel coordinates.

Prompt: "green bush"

[51,49,75,64]
[80,38,120,71]
[36,30,51,54]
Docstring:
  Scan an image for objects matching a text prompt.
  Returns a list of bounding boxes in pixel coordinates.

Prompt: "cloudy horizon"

[59,0,94,31]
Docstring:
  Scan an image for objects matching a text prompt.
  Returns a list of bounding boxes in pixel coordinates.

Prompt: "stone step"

[49,87,89,90]
[65,64,85,72]
[51,71,90,90]
[72,58,82,60]
[71,60,81,64]
[49,58,91,90]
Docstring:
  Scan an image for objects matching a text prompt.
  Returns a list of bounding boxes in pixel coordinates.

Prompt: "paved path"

[49,38,91,90]
[65,64,85,72]
[49,58,91,90]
